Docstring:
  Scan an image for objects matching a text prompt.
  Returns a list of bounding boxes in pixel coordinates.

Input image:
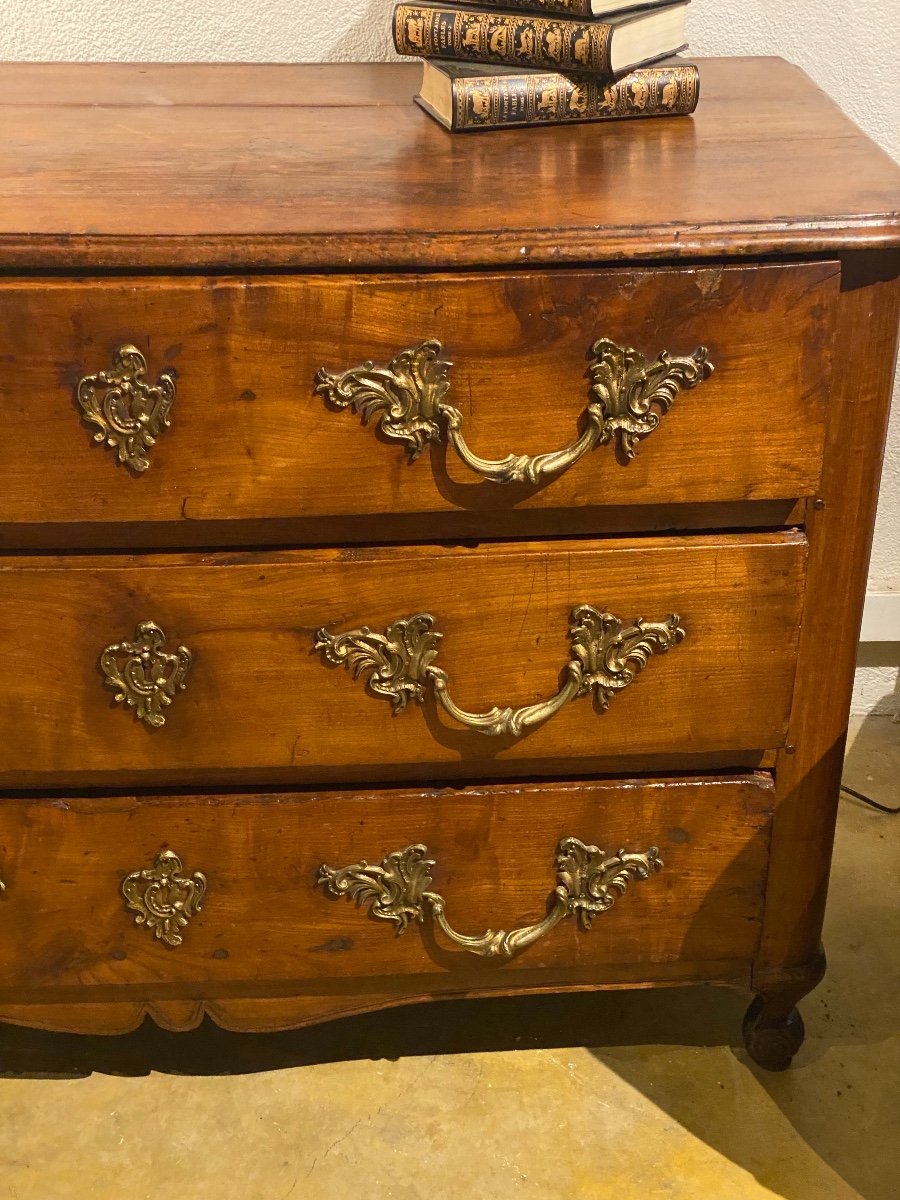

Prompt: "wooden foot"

[744,946,825,1070]
[742,995,806,1071]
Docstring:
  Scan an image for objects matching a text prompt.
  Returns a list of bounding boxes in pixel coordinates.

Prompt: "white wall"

[2,1,899,713]
[689,4,900,719]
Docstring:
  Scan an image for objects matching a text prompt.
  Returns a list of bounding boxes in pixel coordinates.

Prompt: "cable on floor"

[840,783,900,814]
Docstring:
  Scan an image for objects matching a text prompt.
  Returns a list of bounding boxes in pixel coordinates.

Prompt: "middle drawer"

[0,534,804,787]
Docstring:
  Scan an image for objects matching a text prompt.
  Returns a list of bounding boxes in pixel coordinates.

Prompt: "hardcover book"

[416,57,699,131]
[451,0,676,15]
[393,2,689,76]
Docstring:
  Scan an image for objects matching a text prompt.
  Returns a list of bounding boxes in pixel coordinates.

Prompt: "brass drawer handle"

[121,849,207,947]
[314,606,683,738]
[100,620,192,728]
[78,344,176,472]
[316,337,712,483]
[317,838,662,960]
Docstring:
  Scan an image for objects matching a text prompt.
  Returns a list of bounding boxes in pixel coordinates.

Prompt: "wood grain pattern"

[0,59,897,1054]
[0,62,419,108]
[759,260,900,985]
[0,968,753,1037]
[0,60,897,269]
[0,264,834,541]
[0,776,773,1008]
[0,534,806,787]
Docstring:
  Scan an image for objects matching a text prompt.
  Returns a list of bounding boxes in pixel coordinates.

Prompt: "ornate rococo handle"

[317,839,663,960]
[78,344,176,472]
[100,620,192,728]
[314,606,684,738]
[315,337,713,484]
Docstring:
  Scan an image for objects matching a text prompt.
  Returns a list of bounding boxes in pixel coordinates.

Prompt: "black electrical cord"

[840,783,900,814]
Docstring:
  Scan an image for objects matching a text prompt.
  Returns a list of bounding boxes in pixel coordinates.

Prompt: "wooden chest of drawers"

[0,57,898,1070]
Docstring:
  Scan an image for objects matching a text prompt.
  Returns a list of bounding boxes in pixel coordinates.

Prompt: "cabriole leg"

[743,950,825,1070]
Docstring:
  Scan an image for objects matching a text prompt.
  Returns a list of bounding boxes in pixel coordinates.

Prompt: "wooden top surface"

[0,57,898,269]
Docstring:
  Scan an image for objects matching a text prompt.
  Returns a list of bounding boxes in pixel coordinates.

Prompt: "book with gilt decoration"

[416,56,699,131]
[393,2,690,77]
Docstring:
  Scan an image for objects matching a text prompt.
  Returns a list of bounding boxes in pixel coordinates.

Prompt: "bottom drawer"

[0,775,773,1007]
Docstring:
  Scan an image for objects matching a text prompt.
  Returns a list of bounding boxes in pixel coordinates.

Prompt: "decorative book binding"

[419,61,699,131]
[458,0,594,13]
[394,5,615,74]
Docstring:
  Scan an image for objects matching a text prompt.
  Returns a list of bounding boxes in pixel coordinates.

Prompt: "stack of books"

[393,1,699,132]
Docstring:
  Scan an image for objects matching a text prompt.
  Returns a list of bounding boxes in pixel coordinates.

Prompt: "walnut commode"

[0,58,897,1070]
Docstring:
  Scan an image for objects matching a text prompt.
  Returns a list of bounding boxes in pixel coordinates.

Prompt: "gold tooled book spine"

[393,5,612,75]
[461,0,593,13]
[449,64,700,131]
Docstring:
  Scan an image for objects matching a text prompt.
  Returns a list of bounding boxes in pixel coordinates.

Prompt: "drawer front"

[0,534,804,787]
[0,776,773,996]
[0,263,835,544]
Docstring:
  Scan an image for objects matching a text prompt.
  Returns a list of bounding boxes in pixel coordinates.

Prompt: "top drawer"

[0,263,836,547]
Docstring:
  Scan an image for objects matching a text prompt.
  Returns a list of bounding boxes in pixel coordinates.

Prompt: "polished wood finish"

[760,261,900,980]
[0,534,805,787]
[0,970,751,1038]
[0,60,898,270]
[0,61,419,108]
[0,777,772,1001]
[738,262,900,1064]
[0,61,897,1061]
[0,264,834,543]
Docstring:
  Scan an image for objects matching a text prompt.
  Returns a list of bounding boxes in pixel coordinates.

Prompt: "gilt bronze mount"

[316,336,712,483]
[100,621,192,728]
[121,849,207,948]
[78,344,176,472]
[314,606,684,738]
[317,838,663,960]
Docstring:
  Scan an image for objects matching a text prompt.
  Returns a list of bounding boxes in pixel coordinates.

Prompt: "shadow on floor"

[841,701,900,799]
[590,718,900,1200]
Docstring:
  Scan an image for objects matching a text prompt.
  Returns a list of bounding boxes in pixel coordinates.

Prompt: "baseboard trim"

[860,592,900,643]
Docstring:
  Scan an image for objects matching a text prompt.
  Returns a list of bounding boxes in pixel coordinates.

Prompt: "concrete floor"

[0,715,897,1199]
